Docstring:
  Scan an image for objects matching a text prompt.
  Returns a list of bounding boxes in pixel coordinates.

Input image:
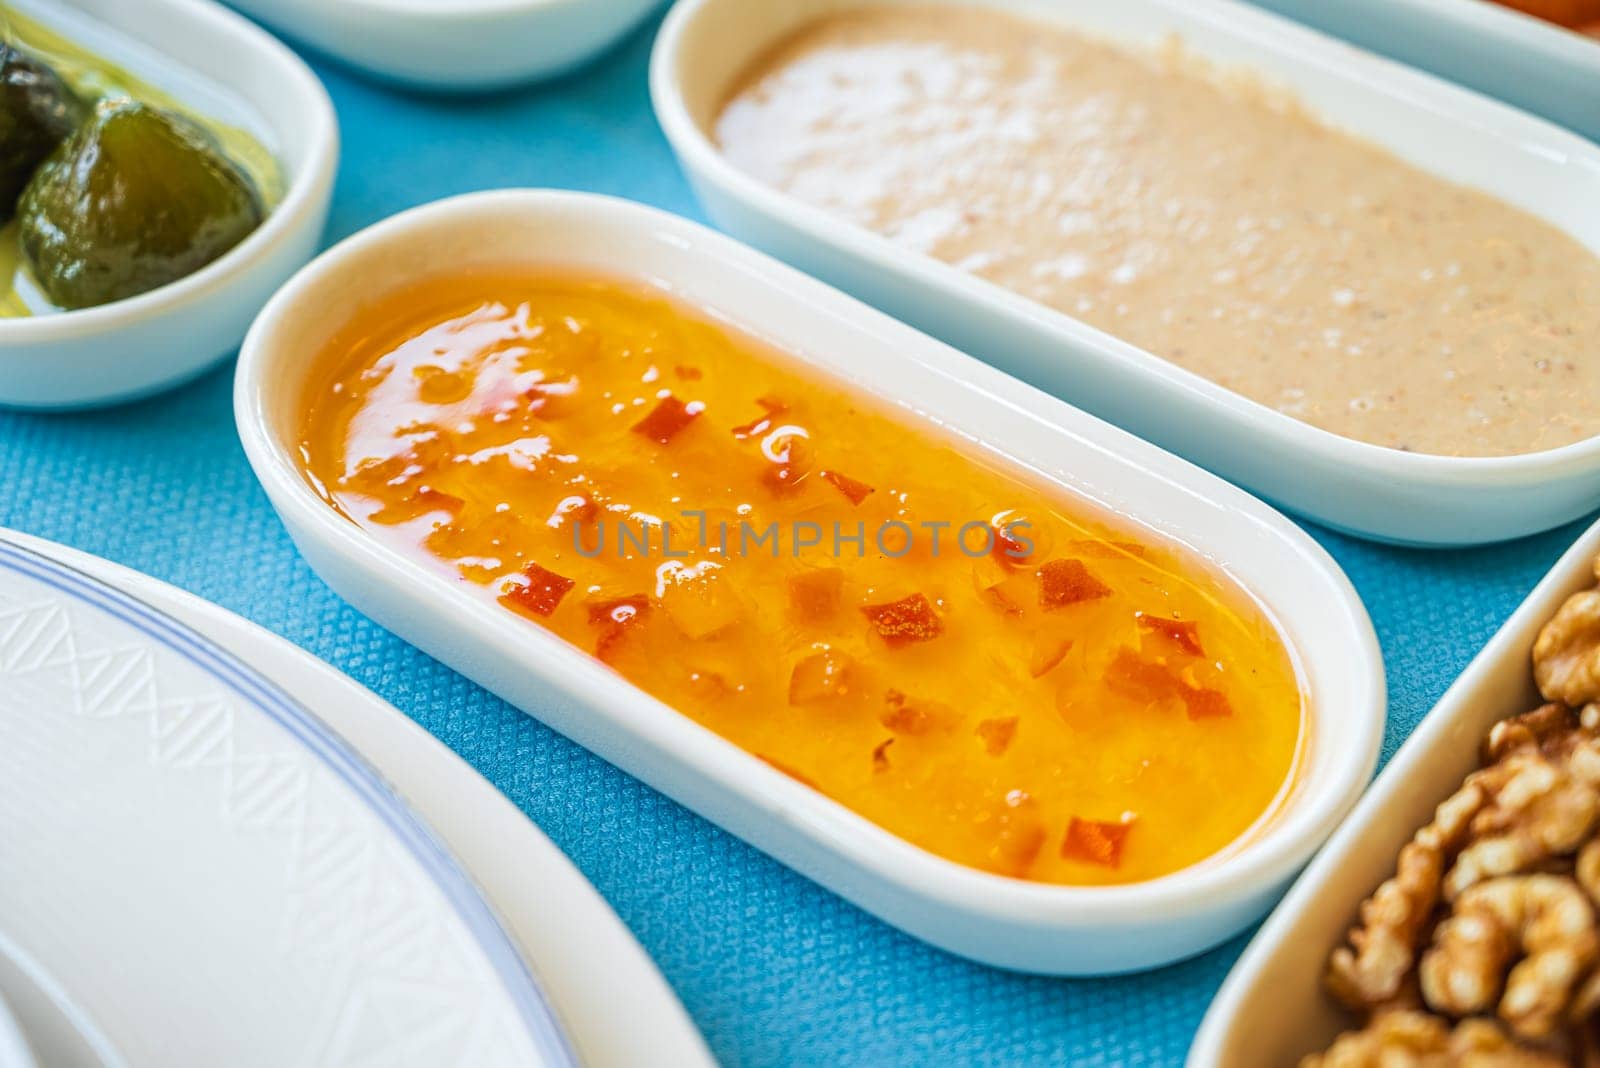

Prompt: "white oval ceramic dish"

[223,0,661,90]
[0,0,337,410]
[1252,0,1600,142]
[234,189,1385,975]
[0,529,713,1068]
[1188,517,1600,1066]
[0,538,574,1067]
[648,0,1600,548]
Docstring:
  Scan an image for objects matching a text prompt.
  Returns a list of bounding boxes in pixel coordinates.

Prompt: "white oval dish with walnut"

[1192,517,1600,1065]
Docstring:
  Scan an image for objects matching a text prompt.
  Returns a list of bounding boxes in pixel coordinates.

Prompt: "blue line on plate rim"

[0,537,577,1067]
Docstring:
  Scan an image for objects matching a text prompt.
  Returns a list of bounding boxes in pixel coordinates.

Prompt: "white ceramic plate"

[0,536,574,1067]
[234,188,1385,975]
[649,0,1600,547]
[1189,517,1600,1066]
[223,0,662,90]
[0,0,337,410]
[1251,0,1600,142]
[0,529,713,1068]
[0,989,36,1068]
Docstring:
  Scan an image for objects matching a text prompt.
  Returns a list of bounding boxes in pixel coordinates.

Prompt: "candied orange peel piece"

[861,593,943,645]
[789,646,856,705]
[1104,646,1232,720]
[990,510,1042,566]
[988,790,1047,877]
[788,568,844,621]
[1062,816,1134,868]
[879,689,955,735]
[500,562,575,618]
[1104,646,1177,703]
[819,469,875,505]
[587,594,649,626]
[976,717,1019,756]
[1137,613,1204,657]
[632,395,702,444]
[761,430,814,495]
[1181,685,1232,721]
[730,395,787,439]
[369,485,464,524]
[586,594,650,661]
[1038,558,1112,609]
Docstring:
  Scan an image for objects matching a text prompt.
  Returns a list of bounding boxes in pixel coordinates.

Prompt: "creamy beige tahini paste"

[714,6,1600,457]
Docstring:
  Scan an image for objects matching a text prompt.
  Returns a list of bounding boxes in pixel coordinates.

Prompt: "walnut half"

[1300,1010,1567,1068]
[1534,556,1600,710]
[1419,874,1599,1039]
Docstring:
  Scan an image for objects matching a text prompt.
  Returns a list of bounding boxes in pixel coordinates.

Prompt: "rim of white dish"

[0,535,579,1066]
[0,984,34,1068]
[0,0,338,346]
[648,0,1600,482]
[234,188,1385,932]
[1397,0,1600,66]
[324,0,597,14]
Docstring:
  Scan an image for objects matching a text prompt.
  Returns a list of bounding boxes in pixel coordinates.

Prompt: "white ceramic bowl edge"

[1249,0,1600,141]
[0,0,338,410]
[223,0,663,90]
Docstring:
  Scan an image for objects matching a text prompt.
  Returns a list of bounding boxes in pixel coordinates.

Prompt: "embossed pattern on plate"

[0,542,573,1067]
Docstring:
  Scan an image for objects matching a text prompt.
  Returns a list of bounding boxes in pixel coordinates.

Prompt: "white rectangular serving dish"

[1251,0,1600,142]
[1189,517,1600,1065]
[649,0,1600,547]
[234,189,1384,975]
[224,0,662,90]
[0,0,337,409]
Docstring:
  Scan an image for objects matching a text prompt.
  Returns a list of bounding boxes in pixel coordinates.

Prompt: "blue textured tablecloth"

[2,12,1595,1066]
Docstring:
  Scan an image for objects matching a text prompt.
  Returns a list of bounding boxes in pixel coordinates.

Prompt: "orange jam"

[298,272,1306,886]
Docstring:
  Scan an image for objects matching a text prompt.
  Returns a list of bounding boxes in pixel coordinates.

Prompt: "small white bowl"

[1189,517,1600,1065]
[649,0,1600,547]
[234,189,1385,975]
[223,0,663,90]
[1253,0,1600,142]
[0,0,337,410]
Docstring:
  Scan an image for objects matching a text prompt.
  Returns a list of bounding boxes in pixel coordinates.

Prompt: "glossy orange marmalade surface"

[298,272,1307,886]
